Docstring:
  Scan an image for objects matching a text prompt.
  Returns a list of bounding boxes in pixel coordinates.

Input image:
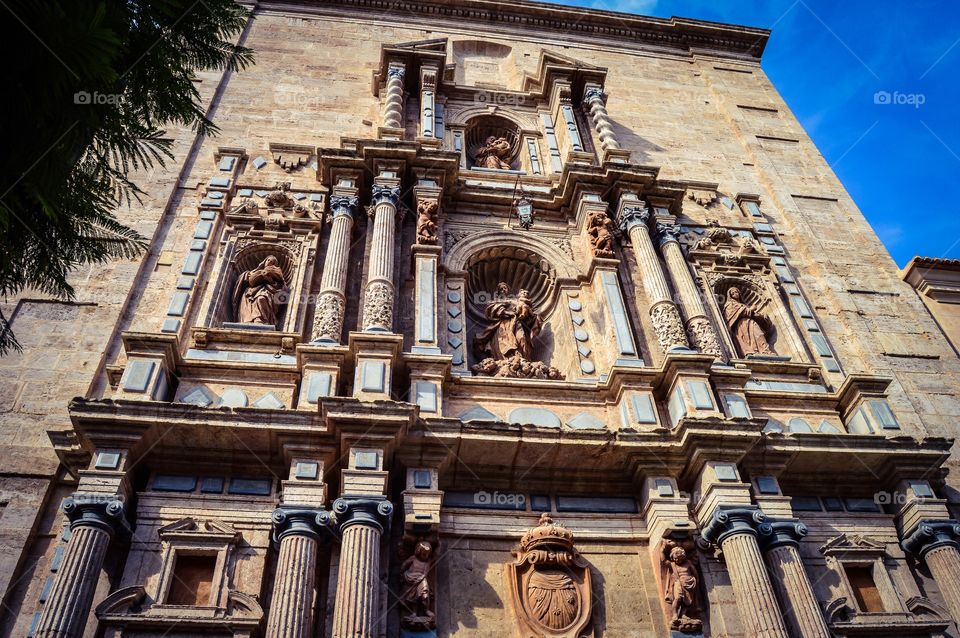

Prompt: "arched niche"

[214,242,296,329]
[464,114,522,170]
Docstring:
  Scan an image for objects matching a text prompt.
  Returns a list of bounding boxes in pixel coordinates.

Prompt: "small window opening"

[844,564,884,613]
[167,553,217,606]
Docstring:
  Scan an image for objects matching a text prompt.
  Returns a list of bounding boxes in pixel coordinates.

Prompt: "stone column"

[656,221,724,358]
[583,87,620,152]
[331,497,394,638]
[902,519,960,622]
[615,202,690,354]
[760,520,830,638]
[362,184,402,332]
[35,497,125,638]
[312,195,359,343]
[266,508,334,638]
[382,65,405,131]
[700,507,789,638]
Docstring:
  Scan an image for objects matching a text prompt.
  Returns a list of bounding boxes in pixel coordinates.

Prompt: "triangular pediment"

[522,49,608,94]
[158,517,240,542]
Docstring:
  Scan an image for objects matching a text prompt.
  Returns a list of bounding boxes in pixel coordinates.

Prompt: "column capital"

[370,184,401,209]
[272,506,336,543]
[758,519,809,552]
[329,194,359,219]
[655,220,682,248]
[333,496,394,534]
[387,65,405,80]
[616,203,651,234]
[63,495,126,537]
[699,505,768,547]
[583,86,605,104]
[901,519,960,558]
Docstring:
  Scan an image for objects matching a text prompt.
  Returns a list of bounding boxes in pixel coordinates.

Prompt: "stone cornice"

[260,0,770,60]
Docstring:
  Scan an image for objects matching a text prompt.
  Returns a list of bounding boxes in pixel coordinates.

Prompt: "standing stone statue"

[400,540,435,630]
[661,540,702,633]
[472,283,563,379]
[474,136,512,169]
[723,286,775,357]
[233,255,285,326]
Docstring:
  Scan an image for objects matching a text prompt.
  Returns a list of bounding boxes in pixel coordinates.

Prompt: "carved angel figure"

[416,200,439,244]
[662,542,701,631]
[723,286,775,356]
[400,541,435,628]
[474,284,542,361]
[474,136,512,169]
[233,255,285,326]
[586,210,615,257]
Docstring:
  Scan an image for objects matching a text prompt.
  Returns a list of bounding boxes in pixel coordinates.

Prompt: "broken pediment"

[819,533,888,558]
[158,517,241,543]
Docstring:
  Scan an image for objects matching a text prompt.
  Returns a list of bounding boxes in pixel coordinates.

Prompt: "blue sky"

[549,0,960,266]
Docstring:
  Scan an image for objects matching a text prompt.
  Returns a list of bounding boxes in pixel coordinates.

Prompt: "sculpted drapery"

[234,255,285,326]
[722,286,774,356]
[474,284,542,361]
[474,136,512,169]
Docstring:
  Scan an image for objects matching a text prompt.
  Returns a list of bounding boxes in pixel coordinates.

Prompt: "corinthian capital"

[616,204,651,234]
[583,86,605,104]
[329,195,359,219]
[370,184,401,209]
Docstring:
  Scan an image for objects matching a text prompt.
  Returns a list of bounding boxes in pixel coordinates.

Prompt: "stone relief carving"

[398,538,436,631]
[504,514,593,638]
[312,291,345,342]
[687,316,724,359]
[658,538,703,633]
[723,286,775,357]
[586,210,614,258]
[472,283,563,380]
[474,136,512,169]
[233,255,286,326]
[650,302,689,352]
[416,199,439,245]
[362,280,394,331]
[687,189,717,207]
[444,230,472,252]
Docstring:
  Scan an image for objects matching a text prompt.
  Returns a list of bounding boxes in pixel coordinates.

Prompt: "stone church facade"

[4,0,960,637]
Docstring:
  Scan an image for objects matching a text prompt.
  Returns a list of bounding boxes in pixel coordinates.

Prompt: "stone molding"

[63,496,126,537]
[333,496,394,534]
[272,506,336,543]
[901,519,960,558]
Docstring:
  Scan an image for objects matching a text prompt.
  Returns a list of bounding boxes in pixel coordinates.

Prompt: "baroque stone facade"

[3,1,960,637]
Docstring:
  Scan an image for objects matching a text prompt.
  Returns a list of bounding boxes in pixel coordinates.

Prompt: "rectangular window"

[167,554,217,606]
[844,565,884,613]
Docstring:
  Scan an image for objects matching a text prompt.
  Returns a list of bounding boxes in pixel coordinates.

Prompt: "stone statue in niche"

[586,210,615,257]
[472,283,563,380]
[416,199,439,245]
[474,136,512,169]
[233,255,286,326]
[399,539,435,630]
[504,513,593,638]
[723,286,775,356]
[659,538,702,633]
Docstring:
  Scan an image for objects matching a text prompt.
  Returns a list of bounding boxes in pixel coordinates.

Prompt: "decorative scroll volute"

[504,514,593,638]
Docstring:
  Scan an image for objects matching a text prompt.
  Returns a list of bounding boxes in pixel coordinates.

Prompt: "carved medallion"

[504,514,593,638]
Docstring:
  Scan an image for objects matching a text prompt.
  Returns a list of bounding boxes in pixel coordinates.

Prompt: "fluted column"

[312,195,359,343]
[331,497,394,638]
[656,221,724,358]
[36,497,125,638]
[700,507,788,638]
[902,519,960,622]
[583,87,620,152]
[760,521,830,638]
[382,65,405,131]
[266,508,334,638]
[616,203,690,353]
[362,185,402,332]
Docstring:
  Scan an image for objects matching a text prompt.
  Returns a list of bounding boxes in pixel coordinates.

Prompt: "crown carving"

[519,513,575,553]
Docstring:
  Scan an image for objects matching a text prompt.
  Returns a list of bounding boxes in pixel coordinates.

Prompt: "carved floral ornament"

[505,514,593,638]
